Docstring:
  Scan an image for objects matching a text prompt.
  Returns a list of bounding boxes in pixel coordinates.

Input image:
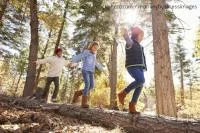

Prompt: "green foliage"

[173,36,191,79]
[72,0,113,49]
[0,0,28,57]
[194,27,200,58]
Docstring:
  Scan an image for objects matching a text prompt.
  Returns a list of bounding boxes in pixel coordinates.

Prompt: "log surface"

[0,95,200,133]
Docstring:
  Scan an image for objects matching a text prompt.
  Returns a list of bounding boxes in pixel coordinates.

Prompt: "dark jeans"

[42,77,59,99]
[82,70,94,96]
[124,67,145,103]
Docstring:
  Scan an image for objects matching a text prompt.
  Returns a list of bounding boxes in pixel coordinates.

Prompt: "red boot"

[118,90,127,105]
[129,102,140,114]
[81,96,89,108]
[72,90,82,104]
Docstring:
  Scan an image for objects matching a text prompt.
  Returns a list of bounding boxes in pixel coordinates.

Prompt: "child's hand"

[120,27,128,35]
[103,70,108,77]
[67,62,72,67]
[67,62,78,68]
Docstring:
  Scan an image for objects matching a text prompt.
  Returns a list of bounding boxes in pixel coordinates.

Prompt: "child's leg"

[128,68,145,113]
[131,86,143,103]
[82,70,90,96]
[52,77,59,99]
[89,72,94,90]
[81,70,91,108]
[42,77,53,99]
[87,72,94,102]
[124,67,145,93]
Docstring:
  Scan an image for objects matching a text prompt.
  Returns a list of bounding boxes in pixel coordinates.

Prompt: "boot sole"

[81,106,89,108]
[129,112,140,114]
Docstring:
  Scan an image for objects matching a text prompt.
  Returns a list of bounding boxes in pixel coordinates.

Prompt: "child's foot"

[118,90,127,105]
[72,90,82,104]
[129,102,140,114]
[81,96,89,108]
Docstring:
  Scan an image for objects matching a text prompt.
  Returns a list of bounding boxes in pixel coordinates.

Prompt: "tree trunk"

[180,60,185,105]
[11,73,17,89]
[189,81,192,101]
[151,0,177,117]
[109,24,118,110]
[0,0,8,23]
[23,0,39,97]
[36,29,52,87]
[54,2,68,51]
[14,72,23,96]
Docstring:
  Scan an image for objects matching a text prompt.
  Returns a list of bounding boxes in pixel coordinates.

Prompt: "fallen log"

[58,104,200,133]
[0,95,200,133]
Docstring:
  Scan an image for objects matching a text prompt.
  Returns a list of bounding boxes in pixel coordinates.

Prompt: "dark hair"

[55,48,62,54]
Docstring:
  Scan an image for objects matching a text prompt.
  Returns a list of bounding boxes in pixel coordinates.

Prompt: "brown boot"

[118,90,127,105]
[129,102,140,114]
[72,90,82,104]
[81,96,89,108]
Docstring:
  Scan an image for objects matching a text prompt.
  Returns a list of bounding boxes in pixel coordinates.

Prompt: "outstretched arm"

[121,28,133,48]
[95,61,104,71]
[96,61,108,76]
[36,57,52,65]
[71,50,89,63]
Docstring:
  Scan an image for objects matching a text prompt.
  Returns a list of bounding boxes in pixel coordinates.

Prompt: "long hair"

[87,41,99,50]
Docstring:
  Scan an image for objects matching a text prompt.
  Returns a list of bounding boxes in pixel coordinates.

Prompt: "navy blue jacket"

[124,34,147,70]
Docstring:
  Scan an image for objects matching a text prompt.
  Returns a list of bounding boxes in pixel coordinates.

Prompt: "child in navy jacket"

[118,27,146,114]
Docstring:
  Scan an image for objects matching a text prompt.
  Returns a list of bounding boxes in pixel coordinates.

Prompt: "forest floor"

[0,96,123,133]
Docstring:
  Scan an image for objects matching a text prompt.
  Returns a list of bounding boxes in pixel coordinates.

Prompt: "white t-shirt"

[36,56,68,77]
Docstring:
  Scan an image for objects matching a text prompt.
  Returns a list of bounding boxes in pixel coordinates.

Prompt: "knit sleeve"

[123,32,133,49]
[95,61,104,71]
[36,56,52,65]
[71,50,89,63]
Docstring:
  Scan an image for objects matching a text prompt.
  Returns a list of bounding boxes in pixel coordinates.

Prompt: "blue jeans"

[82,70,94,96]
[124,67,145,103]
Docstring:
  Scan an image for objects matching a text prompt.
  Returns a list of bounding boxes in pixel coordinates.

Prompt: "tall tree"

[0,0,9,23]
[0,0,28,60]
[108,24,118,110]
[187,61,200,100]
[151,0,177,117]
[54,1,68,50]
[173,36,190,106]
[72,0,112,47]
[23,0,39,97]
[194,25,200,59]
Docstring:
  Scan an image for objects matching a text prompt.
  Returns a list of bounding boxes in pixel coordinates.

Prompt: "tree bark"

[58,105,200,133]
[0,95,200,133]
[23,0,39,97]
[189,79,192,100]
[0,0,8,23]
[36,29,52,87]
[14,72,23,96]
[109,24,118,110]
[10,73,17,89]
[180,59,185,105]
[151,0,177,117]
[54,2,68,51]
